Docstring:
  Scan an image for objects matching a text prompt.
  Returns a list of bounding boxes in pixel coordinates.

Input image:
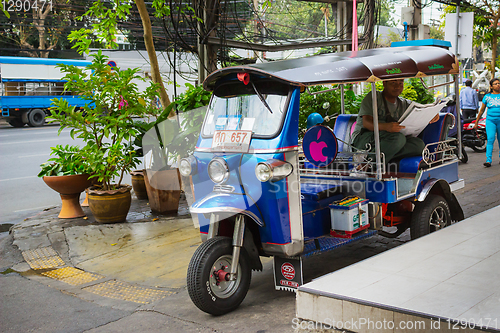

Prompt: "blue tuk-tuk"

[180,46,464,315]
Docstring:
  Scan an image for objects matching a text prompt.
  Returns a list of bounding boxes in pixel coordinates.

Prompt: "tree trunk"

[491,13,499,77]
[33,4,52,58]
[135,0,173,116]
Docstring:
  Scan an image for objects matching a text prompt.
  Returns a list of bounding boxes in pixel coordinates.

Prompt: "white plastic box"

[329,197,369,233]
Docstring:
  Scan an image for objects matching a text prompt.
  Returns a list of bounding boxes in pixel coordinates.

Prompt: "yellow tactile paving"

[22,247,58,260]
[41,267,82,279]
[41,267,104,286]
[61,272,104,286]
[22,247,66,270]
[83,280,173,304]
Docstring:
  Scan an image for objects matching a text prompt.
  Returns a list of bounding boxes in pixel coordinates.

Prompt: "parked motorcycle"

[442,102,486,164]
[462,117,487,153]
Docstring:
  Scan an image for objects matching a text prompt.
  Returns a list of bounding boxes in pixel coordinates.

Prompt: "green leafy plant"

[299,85,360,134]
[49,50,160,191]
[138,83,211,169]
[360,79,434,104]
[38,145,90,177]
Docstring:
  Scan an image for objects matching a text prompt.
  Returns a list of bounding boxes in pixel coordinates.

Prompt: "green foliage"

[429,26,444,40]
[361,79,434,104]
[299,85,360,134]
[38,145,90,177]
[404,78,434,104]
[137,83,211,167]
[48,50,159,190]
[173,83,212,113]
[68,0,131,55]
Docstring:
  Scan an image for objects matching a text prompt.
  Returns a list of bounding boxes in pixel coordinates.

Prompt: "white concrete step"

[296,206,500,333]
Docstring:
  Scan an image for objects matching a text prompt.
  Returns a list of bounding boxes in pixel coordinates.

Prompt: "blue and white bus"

[0,56,92,127]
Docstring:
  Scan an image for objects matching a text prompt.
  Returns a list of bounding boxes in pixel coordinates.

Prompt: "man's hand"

[429,114,440,124]
[474,122,478,130]
[384,122,405,132]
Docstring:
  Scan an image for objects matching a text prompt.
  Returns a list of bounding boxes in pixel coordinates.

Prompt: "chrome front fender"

[190,192,265,227]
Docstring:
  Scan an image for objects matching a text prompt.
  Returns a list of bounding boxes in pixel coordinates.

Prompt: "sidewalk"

[7,195,198,297]
[1,195,295,333]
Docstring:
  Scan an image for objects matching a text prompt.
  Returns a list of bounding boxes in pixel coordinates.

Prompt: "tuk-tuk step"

[301,229,377,258]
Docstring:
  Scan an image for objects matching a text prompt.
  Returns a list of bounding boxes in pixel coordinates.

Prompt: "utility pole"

[410,0,422,41]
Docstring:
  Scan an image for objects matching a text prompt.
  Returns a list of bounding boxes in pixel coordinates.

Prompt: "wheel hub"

[214,268,230,285]
[208,255,241,299]
[429,206,446,230]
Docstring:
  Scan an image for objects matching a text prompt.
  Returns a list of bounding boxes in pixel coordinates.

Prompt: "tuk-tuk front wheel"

[410,194,451,240]
[187,236,251,315]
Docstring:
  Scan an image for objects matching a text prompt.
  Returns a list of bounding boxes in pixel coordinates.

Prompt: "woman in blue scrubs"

[475,78,500,167]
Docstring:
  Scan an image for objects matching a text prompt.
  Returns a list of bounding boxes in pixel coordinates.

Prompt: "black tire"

[28,109,45,127]
[460,146,468,163]
[8,118,25,128]
[410,194,451,240]
[187,236,251,315]
[472,131,487,152]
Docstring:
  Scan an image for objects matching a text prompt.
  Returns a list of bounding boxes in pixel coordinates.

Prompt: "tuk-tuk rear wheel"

[410,194,451,240]
[187,236,251,315]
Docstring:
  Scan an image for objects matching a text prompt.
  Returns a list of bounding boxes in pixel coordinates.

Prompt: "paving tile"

[401,282,493,319]
[349,275,440,307]
[396,252,481,283]
[303,266,390,295]
[447,210,500,235]
[447,254,500,291]
[441,230,500,260]
[458,293,500,331]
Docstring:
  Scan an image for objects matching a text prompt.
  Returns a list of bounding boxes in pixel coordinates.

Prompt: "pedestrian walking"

[460,79,479,119]
[474,78,500,167]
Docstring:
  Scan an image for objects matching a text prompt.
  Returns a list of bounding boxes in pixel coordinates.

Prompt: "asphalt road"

[0,121,136,226]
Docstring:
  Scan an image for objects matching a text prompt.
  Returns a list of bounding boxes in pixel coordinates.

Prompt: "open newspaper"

[398,99,447,137]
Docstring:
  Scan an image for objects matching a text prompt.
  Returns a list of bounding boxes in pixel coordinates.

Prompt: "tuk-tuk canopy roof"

[203,46,458,91]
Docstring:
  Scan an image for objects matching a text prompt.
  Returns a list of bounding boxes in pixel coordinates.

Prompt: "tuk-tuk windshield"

[202,93,288,137]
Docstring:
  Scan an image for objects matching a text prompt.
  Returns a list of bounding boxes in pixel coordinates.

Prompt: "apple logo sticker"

[303,125,338,167]
[309,129,328,162]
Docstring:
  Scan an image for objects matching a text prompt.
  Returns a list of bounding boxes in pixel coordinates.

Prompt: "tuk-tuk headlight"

[255,163,272,182]
[208,157,229,184]
[179,156,197,177]
[255,159,293,182]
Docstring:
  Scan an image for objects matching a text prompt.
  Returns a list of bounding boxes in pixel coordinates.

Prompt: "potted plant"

[49,51,160,223]
[138,84,210,214]
[38,145,91,218]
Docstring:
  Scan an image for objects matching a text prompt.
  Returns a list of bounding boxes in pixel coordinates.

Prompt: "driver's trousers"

[352,130,425,165]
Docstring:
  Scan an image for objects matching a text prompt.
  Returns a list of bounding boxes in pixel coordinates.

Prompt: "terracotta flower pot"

[130,170,148,200]
[86,185,132,223]
[42,174,91,218]
[82,176,102,207]
[144,168,181,214]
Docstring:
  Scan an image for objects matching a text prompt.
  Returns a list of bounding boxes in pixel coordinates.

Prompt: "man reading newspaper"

[352,79,440,166]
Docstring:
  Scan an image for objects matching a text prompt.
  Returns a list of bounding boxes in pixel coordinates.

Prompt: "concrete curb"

[9,197,191,309]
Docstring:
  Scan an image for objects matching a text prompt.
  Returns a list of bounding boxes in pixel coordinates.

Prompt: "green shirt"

[352,90,411,140]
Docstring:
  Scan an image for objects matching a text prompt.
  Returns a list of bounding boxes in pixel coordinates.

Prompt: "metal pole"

[455,0,461,59]
[340,84,345,114]
[371,83,382,180]
[455,74,463,160]
[455,0,462,160]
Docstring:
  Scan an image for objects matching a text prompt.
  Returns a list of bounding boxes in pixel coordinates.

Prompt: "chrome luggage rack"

[422,138,458,166]
[298,139,385,178]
